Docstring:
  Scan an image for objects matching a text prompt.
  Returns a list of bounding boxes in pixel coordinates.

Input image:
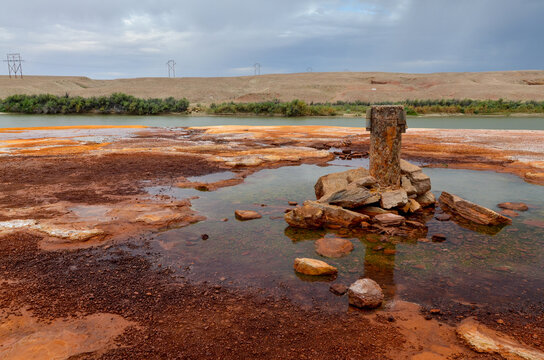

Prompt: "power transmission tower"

[253,63,261,76]
[4,53,24,78]
[166,60,176,78]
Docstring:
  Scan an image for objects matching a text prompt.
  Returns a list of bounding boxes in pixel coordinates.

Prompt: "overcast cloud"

[1,0,543,78]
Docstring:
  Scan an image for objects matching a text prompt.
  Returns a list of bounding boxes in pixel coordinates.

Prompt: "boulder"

[416,191,436,207]
[374,213,405,226]
[408,171,431,195]
[320,187,380,209]
[380,189,408,209]
[314,168,369,199]
[348,278,384,309]
[315,237,354,258]
[285,201,369,229]
[234,210,262,221]
[498,202,529,211]
[294,258,337,276]
[401,176,417,196]
[439,192,512,226]
[457,318,544,360]
[400,159,422,174]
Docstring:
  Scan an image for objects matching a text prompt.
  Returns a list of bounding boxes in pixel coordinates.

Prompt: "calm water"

[1,113,544,130]
[146,161,544,312]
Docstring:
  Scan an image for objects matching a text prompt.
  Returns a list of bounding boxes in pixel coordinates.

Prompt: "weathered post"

[366,105,406,188]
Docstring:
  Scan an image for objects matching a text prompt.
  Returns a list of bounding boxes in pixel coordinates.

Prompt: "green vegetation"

[1,94,544,116]
[0,93,189,115]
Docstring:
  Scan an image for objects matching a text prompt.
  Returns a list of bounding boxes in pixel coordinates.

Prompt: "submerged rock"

[314,168,369,199]
[348,278,384,309]
[293,258,337,276]
[234,210,262,221]
[374,213,405,227]
[498,202,529,211]
[500,209,519,218]
[380,189,408,209]
[319,187,380,209]
[439,192,512,226]
[457,318,544,360]
[284,201,369,229]
[315,237,354,258]
[329,283,348,295]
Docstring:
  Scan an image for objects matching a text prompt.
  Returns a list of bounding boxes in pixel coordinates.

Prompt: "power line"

[166,60,176,78]
[4,53,24,78]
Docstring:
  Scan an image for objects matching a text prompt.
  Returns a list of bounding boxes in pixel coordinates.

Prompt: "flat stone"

[315,237,354,258]
[348,278,384,309]
[439,192,512,226]
[374,213,405,226]
[294,258,337,276]
[416,191,436,208]
[329,283,348,295]
[457,318,544,360]
[380,189,408,209]
[314,168,369,199]
[234,210,262,221]
[320,187,380,209]
[435,213,451,221]
[284,201,369,229]
[498,202,529,211]
[400,159,422,174]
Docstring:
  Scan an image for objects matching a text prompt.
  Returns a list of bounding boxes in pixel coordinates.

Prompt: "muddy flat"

[2,70,544,104]
[1,125,543,359]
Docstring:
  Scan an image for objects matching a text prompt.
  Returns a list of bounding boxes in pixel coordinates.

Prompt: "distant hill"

[1,71,544,104]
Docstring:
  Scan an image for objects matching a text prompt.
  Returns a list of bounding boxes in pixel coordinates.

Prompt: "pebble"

[220,218,229,222]
[201,234,209,240]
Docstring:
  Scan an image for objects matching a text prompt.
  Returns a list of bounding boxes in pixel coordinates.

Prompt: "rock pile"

[285,160,435,234]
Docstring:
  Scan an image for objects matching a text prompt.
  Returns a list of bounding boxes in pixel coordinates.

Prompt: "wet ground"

[0,125,543,359]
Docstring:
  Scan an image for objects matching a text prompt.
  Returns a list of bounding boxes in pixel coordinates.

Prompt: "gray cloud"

[1,0,543,78]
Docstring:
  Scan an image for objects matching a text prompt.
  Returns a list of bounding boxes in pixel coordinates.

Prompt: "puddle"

[146,163,544,313]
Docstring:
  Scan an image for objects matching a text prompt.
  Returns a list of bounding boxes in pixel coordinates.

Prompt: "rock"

[416,191,436,208]
[439,192,512,226]
[500,209,519,218]
[383,249,396,255]
[380,189,408,209]
[374,213,405,227]
[432,234,447,242]
[329,283,348,295]
[348,278,384,309]
[201,234,209,240]
[320,187,380,209]
[314,168,369,199]
[435,213,451,221]
[405,220,426,229]
[401,176,417,196]
[288,201,298,206]
[407,171,432,195]
[457,317,544,360]
[402,199,421,213]
[285,201,369,229]
[359,206,390,216]
[234,210,262,221]
[294,258,338,276]
[498,202,529,211]
[351,176,377,188]
[315,237,354,258]
[400,159,422,174]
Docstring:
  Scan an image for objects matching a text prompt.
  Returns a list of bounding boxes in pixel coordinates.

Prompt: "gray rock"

[408,171,431,195]
[400,159,422,174]
[314,168,369,199]
[350,176,378,188]
[320,187,380,209]
[401,176,417,196]
[380,189,408,209]
[374,213,405,226]
[348,278,384,309]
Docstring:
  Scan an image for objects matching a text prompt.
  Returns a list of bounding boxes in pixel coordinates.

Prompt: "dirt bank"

[2,70,544,104]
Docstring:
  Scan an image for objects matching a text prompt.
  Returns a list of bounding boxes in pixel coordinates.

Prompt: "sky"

[1,0,543,79]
